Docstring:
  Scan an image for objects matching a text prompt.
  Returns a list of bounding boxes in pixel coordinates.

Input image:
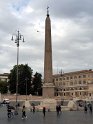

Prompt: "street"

[0,106,93,124]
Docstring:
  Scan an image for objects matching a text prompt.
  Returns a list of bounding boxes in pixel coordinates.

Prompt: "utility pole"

[25,77,29,101]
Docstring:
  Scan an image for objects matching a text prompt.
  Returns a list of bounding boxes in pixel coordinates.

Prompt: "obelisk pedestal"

[43,83,55,98]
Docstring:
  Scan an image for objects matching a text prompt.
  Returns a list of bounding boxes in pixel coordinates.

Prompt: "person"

[7,105,11,118]
[10,106,15,117]
[56,105,60,116]
[88,103,92,113]
[22,105,27,119]
[84,105,87,113]
[59,105,61,114]
[17,103,20,107]
[43,107,46,117]
[33,106,35,113]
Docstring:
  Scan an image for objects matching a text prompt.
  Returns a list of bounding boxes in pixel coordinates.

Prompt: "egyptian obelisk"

[43,7,55,98]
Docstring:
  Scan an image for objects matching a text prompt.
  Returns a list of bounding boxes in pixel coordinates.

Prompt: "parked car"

[2,99,10,104]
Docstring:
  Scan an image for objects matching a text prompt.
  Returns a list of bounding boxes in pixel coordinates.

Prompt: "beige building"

[53,69,93,100]
[0,73,9,82]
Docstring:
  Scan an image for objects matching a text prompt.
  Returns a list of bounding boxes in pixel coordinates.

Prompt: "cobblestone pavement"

[0,106,93,124]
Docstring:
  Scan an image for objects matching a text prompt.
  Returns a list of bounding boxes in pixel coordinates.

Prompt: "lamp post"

[11,30,25,114]
[7,85,10,94]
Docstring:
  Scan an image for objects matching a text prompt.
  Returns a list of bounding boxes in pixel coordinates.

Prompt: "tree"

[0,81,8,93]
[8,64,33,95]
[32,72,42,96]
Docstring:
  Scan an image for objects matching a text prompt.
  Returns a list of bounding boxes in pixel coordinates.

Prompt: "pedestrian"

[43,107,46,117]
[84,105,87,113]
[59,105,61,115]
[17,103,20,107]
[56,105,59,116]
[89,103,92,113]
[33,106,35,113]
[10,106,15,117]
[7,105,11,118]
[22,105,27,119]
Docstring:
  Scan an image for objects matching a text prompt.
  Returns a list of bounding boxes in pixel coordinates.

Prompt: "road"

[0,106,93,124]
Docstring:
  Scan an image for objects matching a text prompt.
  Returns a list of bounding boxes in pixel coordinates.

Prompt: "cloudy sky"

[0,0,93,76]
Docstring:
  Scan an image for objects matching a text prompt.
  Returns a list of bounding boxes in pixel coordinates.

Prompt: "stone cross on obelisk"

[43,7,55,98]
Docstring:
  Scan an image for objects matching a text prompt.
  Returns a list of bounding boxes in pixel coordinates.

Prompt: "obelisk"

[43,7,55,98]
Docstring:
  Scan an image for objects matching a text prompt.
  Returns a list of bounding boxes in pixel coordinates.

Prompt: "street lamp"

[11,30,25,114]
[7,85,10,94]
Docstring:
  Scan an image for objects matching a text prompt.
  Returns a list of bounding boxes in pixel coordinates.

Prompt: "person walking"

[88,103,92,113]
[10,106,15,117]
[33,106,35,113]
[56,105,59,116]
[22,105,27,119]
[84,105,87,113]
[43,107,46,117]
[59,105,61,115]
[7,105,11,118]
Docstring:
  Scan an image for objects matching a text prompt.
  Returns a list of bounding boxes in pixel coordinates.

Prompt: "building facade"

[53,70,93,100]
[0,73,9,82]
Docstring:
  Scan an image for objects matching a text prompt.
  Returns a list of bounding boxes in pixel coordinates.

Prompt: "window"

[84,92,87,95]
[74,81,77,85]
[79,87,82,90]
[66,88,69,91]
[70,82,73,85]
[89,93,91,96]
[59,78,62,81]
[70,76,73,79]
[74,76,77,79]
[63,77,65,80]
[79,75,81,78]
[56,78,58,81]
[71,88,73,90]
[67,77,69,80]
[79,81,81,84]
[83,75,86,78]
[83,81,86,84]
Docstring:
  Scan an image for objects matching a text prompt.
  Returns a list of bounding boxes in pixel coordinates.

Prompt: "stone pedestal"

[43,83,55,98]
[67,100,77,110]
[40,98,57,111]
[24,100,31,108]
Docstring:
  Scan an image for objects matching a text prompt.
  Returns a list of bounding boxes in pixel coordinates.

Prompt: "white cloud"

[24,5,34,14]
[0,0,93,76]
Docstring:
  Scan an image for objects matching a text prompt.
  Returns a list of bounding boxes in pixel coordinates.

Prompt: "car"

[2,99,10,104]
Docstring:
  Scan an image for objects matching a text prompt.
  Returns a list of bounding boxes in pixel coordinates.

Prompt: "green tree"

[8,64,33,95]
[32,72,42,96]
[0,81,8,93]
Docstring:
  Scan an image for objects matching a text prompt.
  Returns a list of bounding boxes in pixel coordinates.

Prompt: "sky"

[0,0,93,76]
